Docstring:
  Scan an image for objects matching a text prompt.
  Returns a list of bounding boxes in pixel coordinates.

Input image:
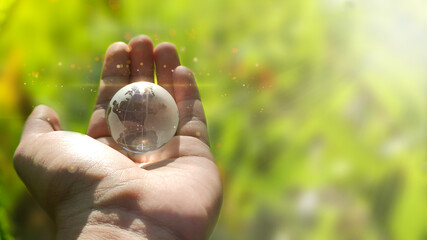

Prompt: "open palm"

[14,36,222,240]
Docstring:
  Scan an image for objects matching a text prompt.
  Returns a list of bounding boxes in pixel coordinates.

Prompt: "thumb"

[20,104,62,141]
[14,105,137,214]
[14,105,62,215]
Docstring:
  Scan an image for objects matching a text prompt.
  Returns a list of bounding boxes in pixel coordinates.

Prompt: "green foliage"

[0,208,13,240]
[0,0,426,239]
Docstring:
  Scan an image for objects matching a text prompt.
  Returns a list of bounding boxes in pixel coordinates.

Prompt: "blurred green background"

[0,0,426,239]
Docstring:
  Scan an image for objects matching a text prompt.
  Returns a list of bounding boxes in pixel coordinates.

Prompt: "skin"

[13,36,222,240]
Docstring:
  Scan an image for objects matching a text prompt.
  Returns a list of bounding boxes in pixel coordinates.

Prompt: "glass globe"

[106,82,179,153]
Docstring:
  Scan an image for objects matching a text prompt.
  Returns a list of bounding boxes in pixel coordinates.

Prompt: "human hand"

[14,36,222,240]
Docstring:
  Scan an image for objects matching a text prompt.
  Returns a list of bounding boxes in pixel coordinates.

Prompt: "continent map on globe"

[106,82,179,153]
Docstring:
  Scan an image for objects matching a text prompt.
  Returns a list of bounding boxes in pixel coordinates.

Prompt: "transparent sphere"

[106,82,179,153]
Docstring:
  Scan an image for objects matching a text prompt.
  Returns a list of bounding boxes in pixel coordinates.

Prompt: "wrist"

[56,208,179,240]
[58,224,149,240]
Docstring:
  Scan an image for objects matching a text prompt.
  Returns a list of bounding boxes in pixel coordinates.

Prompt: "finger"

[87,42,130,138]
[129,35,154,83]
[173,66,209,145]
[96,42,131,107]
[20,105,61,140]
[154,43,180,96]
